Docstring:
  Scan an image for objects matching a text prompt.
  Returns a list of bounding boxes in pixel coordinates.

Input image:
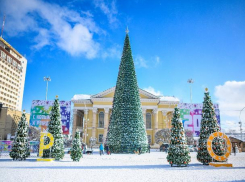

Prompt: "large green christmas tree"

[197,88,226,164]
[10,111,30,160]
[167,108,191,166]
[106,30,148,153]
[43,96,64,160]
[70,131,83,162]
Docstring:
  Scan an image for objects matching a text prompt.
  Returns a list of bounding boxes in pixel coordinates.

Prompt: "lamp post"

[44,76,51,101]
[239,107,245,140]
[187,79,194,103]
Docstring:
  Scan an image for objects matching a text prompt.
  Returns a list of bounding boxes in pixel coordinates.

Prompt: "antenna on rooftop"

[1,14,6,38]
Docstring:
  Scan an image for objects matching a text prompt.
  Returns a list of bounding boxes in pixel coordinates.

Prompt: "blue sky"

[0,0,245,132]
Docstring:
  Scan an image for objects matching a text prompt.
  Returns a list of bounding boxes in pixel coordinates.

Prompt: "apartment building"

[0,37,27,111]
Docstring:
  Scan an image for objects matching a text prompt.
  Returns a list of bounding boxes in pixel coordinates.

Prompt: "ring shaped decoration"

[207,132,231,161]
[39,132,54,157]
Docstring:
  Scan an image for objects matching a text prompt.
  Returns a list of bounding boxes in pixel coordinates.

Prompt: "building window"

[146,113,152,129]
[98,134,103,143]
[13,61,17,67]
[7,56,12,63]
[147,135,152,144]
[98,112,104,128]
[1,51,6,59]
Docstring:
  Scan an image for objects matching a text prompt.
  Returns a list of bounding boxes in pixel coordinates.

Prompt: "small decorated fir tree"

[197,88,226,164]
[43,96,64,160]
[167,108,191,167]
[10,111,30,160]
[70,131,83,162]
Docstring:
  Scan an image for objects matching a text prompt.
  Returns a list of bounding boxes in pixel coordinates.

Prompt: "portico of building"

[71,87,179,147]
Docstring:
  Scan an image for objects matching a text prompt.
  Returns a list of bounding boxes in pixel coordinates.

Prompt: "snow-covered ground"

[0,150,245,182]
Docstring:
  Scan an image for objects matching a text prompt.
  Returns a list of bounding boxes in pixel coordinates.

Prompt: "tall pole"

[187,79,194,103]
[44,76,51,101]
[239,107,245,140]
[46,81,48,101]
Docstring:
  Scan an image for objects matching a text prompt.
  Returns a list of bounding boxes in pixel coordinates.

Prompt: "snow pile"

[71,94,91,100]
[160,96,180,102]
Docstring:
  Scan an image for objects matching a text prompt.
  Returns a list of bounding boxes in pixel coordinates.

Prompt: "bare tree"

[63,135,73,148]
[28,126,40,141]
[155,129,171,144]
[89,137,97,150]
[185,129,194,145]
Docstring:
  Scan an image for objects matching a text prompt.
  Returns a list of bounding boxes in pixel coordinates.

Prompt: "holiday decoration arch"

[207,132,231,161]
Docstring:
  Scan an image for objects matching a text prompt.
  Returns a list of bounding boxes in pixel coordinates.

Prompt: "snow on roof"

[72,94,91,100]
[159,96,180,102]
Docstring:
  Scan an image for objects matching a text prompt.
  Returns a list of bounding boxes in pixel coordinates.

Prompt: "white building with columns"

[71,87,179,146]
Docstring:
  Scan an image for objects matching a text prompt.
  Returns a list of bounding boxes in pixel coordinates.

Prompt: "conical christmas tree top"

[167,108,191,166]
[106,29,148,153]
[10,111,30,160]
[197,88,226,164]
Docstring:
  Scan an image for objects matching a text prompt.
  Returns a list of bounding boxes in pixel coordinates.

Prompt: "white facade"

[0,37,27,111]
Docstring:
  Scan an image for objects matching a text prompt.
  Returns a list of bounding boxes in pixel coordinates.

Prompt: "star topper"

[125,26,129,34]
[205,88,209,92]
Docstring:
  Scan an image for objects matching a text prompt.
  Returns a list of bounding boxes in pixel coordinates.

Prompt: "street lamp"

[44,76,51,101]
[187,79,194,103]
[239,107,245,140]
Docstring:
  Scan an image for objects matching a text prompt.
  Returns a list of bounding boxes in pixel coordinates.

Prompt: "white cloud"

[143,86,179,101]
[93,0,118,24]
[134,55,161,68]
[135,55,148,68]
[144,86,162,96]
[221,120,241,133]
[1,0,100,58]
[155,56,160,65]
[214,81,245,132]
[101,45,121,59]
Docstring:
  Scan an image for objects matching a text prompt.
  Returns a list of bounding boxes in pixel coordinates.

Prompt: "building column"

[153,109,158,144]
[167,112,173,128]
[83,109,89,144]
[161,110,168,129]
[92,108,97,138]
[72,109,77,138]
[103,108,110,143]
[142,108,146,128]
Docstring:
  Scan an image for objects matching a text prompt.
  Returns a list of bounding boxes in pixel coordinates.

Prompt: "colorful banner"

[0,141,40,153]
[30,100,71,134]
[178,103,220,137]
[0,141,13,152]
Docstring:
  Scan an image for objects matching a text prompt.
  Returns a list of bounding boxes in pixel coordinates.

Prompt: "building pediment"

[71,87,179,105]
[91,86,160,100]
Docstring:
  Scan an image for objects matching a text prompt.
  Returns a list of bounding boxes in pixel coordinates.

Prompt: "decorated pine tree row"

[10,111,30,160]
[106,30,148,153]
[197,88,226,164]
[70,131,83,162]
[43,96,65,160]
[167,108,191,167]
